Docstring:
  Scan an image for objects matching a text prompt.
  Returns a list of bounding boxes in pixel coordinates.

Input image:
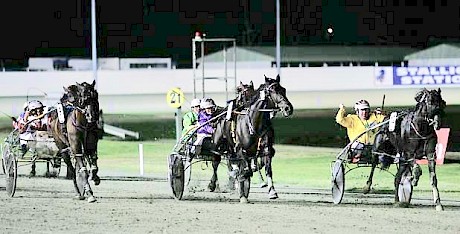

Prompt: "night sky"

[1,0,459,68]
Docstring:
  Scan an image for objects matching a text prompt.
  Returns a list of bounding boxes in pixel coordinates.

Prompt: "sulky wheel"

[167,153,185,200]
[398,169,413,204]
[331,159,345,204]
[2,144,18,198]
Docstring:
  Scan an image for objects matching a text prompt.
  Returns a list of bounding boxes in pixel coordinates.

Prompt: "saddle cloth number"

[389,112,398,132]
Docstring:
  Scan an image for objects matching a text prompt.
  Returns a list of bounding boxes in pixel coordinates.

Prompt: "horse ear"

[91,80,96,87]
[250,80,253,87]
[438,88,441,94]
[264,75,269,82]
[63,86,69,92]
[240,81,243,86]
[276,74,280,82]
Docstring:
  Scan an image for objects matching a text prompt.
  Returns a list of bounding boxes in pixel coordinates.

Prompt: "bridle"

[410,90,443,139]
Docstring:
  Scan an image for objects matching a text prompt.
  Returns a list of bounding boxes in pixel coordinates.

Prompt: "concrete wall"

[1,67,459,115]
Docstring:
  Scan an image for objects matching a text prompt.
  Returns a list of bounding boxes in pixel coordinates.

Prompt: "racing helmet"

[200,100,215,109]
[190,98,201,108]
[354,99,370,112]
[27,100,44,111]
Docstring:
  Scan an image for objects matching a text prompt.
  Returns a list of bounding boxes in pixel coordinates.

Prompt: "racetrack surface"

[1,175,460,234]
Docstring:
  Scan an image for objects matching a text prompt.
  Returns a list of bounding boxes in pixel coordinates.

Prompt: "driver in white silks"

[335,99,385,163]
[16,100,48,155]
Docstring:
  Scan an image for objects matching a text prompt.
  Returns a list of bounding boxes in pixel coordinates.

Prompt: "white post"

[139,143,144,176]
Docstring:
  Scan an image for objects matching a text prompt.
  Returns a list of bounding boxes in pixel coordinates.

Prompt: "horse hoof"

[92,176,101,186]
[260,182,268,188]
[240,197,248,204]
[398,202,410,208]
[87,196,97,203]
[268,188,278,199]
[363,187,371,194]
[436,205,444,211]
[269,192,278,199]
[208,183,216,192]
[74,195,85,200]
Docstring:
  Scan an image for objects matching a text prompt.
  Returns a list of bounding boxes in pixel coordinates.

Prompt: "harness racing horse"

[206,81,258,193]
[50,81,101,203]
[232,77,290,199]
[374,88,446,210]
[215,75,293,203]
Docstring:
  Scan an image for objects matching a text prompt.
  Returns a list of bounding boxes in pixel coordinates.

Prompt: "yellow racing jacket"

[335,107,385,145]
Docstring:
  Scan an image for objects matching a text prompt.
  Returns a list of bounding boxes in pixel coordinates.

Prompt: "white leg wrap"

[267,177,273,188]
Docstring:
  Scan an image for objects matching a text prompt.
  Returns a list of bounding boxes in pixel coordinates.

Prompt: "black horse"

[49,80,101,203]
[206,81,258,193]
[373,88,446,210]
[233,77,287,199]
[212,75,293,203]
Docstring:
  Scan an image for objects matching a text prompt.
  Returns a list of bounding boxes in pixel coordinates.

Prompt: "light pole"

[91,0,98,89]
[276,0,281,76]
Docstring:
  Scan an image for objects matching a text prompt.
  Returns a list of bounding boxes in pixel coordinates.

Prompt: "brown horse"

[49,80,101,203]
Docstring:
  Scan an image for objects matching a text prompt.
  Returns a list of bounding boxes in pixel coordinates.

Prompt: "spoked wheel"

[398,169,413,204]
[167,153,185,200]
[2,145,18,197]
[331,159,345,204]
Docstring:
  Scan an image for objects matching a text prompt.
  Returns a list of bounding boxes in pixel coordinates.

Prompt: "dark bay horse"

[206,81,258,193]
[212,75,293,203]
[233,77,290,199]
[50,80,101,203]
[373,88,446,210]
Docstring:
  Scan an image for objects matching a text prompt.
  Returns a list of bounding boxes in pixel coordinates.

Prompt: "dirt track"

[1,173,460,234]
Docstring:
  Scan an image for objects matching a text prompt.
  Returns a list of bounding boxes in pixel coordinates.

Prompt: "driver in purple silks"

[192,98,217,155]
[197,99,216,136]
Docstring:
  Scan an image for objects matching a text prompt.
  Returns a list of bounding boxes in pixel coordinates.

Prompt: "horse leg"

[254,156,267,188]
[428,156,443,211]
[364,154,379,194]
[394,161,408,206]
[86,132,100,185]
[30,162,36,177]
[238,157,252,203]
[226,159,236,191]
[60,150,75,180]
[208,155,221,192]
[74,154,96,203]
[88,151,100,186]
[45,161,51,178]
[265,155,278,199]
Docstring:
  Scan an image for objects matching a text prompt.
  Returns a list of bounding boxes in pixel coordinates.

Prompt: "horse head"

[259,75,294,117]
[236,80,256,108]
[65,80,99,124]
[414,88,446,130]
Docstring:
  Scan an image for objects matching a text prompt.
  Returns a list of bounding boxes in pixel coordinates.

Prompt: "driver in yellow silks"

[335,99,385,162]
